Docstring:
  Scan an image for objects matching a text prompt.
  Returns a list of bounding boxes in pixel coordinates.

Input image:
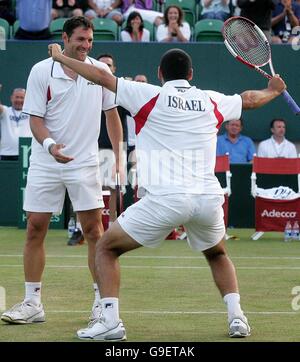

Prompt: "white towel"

[256,186,299,200]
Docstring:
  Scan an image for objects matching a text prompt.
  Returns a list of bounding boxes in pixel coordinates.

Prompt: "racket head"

[222,16,271,68]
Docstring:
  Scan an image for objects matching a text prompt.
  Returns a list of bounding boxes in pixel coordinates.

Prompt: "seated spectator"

[237,0,277,43]
[51,0,84,20]
[0,0,16,25]
[0,88,32,161]
[120,11,150,41]
[122,0,163,26]
[201,0,231,21]
[15,0,52,40]
[156,5,191,42]
[230,0,241,16]
[217,118,256,163]
[271,0,300,44]
[257,118,297,158]
[85,0,123,25]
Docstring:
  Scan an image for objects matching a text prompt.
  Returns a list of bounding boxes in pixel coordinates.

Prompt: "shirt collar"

[51,57,92,80]
[163,79,191,88]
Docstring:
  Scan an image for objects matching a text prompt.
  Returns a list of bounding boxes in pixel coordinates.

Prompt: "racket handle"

[282,90,300,115]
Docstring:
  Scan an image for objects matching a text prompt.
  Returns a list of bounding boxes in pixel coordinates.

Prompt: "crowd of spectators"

[0,1,299,43]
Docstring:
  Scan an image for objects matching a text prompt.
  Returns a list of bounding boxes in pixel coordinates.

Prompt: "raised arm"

[241,75,286,110]
[48,44,117,93]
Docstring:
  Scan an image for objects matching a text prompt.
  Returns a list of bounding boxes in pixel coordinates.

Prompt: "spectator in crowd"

[15,0,52,40]
[237,0,277,42]
[85,0,123,25]
[98,53,128,227]
[272,0,300,44]
[0,88,32,160]
[51,0,84,20]
[156,5,191,42]
[120,11,150,41]
[122,0,163,26]
[257,118,297,157]
[0,0,16,25]
[230,0,241,16]
[217,118,256,163]
[201,0,231,21]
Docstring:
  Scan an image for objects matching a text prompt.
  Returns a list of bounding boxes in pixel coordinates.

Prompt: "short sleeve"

[23,63,48,117]
[206,90,242,123]
[116,78,160,116]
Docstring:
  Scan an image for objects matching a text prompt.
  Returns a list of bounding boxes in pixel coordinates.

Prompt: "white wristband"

[43,138,56,154]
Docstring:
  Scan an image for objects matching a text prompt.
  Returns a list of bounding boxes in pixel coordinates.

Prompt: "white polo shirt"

[257,137,297,158]
[0,106,31,156]
[23,56,116,169]
[116,78,242,195]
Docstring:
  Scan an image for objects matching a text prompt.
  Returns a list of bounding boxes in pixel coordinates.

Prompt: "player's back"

[116,78,241,195]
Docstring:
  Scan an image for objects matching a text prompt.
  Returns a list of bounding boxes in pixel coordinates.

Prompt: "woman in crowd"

[156,5,191,42]
[120,11,150,41]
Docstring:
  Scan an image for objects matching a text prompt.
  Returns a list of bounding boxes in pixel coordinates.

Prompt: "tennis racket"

[222,16,300,115]
[115,171,121,217]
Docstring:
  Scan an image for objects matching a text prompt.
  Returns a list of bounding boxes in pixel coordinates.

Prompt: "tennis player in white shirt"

[1,16,123,327]
[48,45,286,341]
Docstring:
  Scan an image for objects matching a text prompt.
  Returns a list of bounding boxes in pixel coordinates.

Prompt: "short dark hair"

[63,16,94,38]
[97,53,114,61]
[270,118,286,128]
[160,48,192,81]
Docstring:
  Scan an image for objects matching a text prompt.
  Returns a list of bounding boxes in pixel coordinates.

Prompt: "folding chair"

[250,156,300,240]
[194,19,224,42]
[92,18,119,41]
[0,18,10,39]
[50,18,68,39]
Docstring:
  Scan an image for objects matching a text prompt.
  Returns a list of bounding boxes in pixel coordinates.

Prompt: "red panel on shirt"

[46,86,51,104]
[134,94,159,135]
[210,98,224,129]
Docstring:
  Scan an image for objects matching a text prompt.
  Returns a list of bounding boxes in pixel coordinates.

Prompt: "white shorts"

[118,193,225,251]
[24,165,104,214]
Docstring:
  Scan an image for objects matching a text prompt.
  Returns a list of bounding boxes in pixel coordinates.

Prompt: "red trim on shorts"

[134,94,159,135]
[209,98,224,129]
[46,86,51,105]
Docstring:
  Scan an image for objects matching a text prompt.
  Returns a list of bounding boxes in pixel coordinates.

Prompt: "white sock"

[101,297,119,326]
[24,282,42,306]
[223,293,244,322]
[93,283,101,304]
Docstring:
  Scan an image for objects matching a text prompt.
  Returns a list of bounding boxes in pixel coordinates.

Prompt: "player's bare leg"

[78,208,104,321]
[1,212,51,324]
[203,239,250,337]
[76,221,140,341]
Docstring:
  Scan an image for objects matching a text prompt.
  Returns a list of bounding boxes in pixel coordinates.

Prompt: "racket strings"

[224,19,270,67]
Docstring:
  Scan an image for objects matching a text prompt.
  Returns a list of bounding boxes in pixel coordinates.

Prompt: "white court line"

[0,264,300,270]
[0,254,300,260]
[44,310,298,315]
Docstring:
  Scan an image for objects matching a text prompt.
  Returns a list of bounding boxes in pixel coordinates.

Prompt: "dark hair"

[270,118,286,128]
[164,5,184,26]
[97,53,114,61]
[63,16,94,38]
[124,11,144,33]
[160,48,192,81]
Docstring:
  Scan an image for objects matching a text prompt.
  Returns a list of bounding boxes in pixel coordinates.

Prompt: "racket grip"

[282,90,300,115]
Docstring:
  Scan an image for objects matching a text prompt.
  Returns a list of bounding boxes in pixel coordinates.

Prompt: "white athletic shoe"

[77,317,126,341]
[1,302,45,324]
[229,316,251,338]
[89,301,102,321]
